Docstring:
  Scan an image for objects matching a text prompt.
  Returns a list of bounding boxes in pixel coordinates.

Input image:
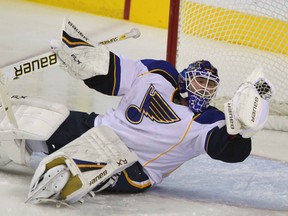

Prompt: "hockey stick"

[0,26,140,124]
[0,76,18,128]
[0,27,140,83]
[0,17,140,125]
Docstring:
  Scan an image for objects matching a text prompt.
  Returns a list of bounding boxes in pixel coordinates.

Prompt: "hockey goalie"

[0,18,274,205]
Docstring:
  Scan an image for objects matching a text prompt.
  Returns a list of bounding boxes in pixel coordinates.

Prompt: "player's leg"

[26,111,99,168]
[27,126,139,204]
[46,111,98,153]
[95,162,152,193]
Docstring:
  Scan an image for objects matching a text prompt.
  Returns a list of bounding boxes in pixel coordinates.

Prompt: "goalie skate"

[26,164,70,204]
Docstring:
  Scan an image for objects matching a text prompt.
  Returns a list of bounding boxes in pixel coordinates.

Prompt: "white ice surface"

[0,0,288,215]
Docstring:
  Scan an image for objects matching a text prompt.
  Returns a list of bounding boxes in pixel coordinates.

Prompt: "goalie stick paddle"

[0,22,141,83]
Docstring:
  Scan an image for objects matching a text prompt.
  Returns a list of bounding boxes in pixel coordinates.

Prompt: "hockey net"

[167,0,288,131]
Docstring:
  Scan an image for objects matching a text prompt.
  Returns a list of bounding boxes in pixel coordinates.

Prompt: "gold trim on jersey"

[123,170,152,189]
[143,113,201,167]
[140,69,178,88]
[112,54,117,95]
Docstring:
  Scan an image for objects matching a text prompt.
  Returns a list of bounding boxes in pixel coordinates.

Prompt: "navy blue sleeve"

[84,52,121,96]
[195,107,251,163]
[205,125,251,163]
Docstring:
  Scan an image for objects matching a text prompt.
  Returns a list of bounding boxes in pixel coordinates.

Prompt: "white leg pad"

[27,126,138,204]
[0,143,12,166]
[0,96,69,165]
[0,140,29,165]
[0,96,69,140]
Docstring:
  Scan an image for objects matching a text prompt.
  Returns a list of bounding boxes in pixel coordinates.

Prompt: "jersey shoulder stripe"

[141,59,179,88]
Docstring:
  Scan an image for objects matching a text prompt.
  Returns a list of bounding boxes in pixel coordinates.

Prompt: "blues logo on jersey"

[126,84,180,124]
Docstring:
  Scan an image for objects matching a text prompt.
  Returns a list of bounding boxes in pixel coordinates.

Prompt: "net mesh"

[176,0,288,130]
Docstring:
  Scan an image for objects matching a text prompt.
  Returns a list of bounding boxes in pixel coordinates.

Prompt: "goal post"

[166,0,180,66]
[166,0,288,131]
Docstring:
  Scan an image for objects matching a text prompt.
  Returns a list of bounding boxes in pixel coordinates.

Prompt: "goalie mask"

[178,60,220,113]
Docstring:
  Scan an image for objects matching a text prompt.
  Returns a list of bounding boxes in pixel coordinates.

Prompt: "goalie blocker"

[224,67,274,138]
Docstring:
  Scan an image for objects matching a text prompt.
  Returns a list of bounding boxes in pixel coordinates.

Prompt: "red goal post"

[166,0,180,66]
[166,0,288,131]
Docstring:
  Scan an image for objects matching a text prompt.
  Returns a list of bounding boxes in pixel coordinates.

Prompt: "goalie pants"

[46,111,151,193]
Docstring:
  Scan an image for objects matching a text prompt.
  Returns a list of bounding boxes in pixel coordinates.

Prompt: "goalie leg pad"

[27,126,138,204]
[0,142,12,166]
[0,96,69,140]
[0,96,69,165]
[0,139,29,165]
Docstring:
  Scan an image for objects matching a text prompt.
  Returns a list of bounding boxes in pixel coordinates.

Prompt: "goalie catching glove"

[224,67,274,138]
[51,17,110,80]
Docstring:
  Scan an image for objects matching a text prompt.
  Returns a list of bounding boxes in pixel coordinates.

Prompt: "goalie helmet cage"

[166,0,288,131]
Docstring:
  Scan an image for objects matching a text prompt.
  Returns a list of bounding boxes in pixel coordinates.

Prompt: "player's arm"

[54,41,149,96]
[50,19,143,96]
[205,125,252,163]
[53,31,179,96]
[83,53,147,96]
[205,67,274,162]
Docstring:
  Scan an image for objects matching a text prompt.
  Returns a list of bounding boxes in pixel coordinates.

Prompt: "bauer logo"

[14,53,57,77]
[227,102,234,129]
[89,169,108,186]
[99,37,119,45]
[68,21,88,41]
[251,96,259,122]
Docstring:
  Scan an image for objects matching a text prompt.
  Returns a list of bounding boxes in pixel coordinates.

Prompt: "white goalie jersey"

[91,54,226,185]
